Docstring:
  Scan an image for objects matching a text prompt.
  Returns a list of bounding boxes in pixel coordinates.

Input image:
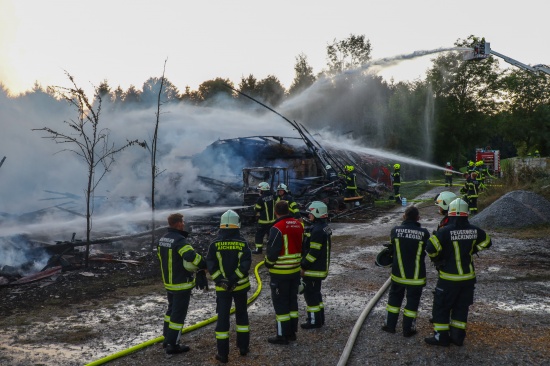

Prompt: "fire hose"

[84,261,265,366]
[337,277,391,366]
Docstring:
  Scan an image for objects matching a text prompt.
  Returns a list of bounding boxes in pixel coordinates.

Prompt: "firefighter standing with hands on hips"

[379,206,430,337]
[252,182,276,254]
[157,213,208,355]
[264,200,304,344]
[300,201,332,329]
[206,210,252,364]
[425,198,492,347]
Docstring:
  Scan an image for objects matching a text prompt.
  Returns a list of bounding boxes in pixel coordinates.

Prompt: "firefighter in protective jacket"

[157,213,207,355]
[382,206,430,337]
[206,210,252,363]
[425,198,492,347]
[275,183,301,219]
[392,164,402,203]
[300,201,332,329]
[253,182,276,254]
[264,200,304,344]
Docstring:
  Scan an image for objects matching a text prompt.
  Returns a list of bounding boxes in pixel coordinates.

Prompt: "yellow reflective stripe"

[169,321,184,331]
[453,241,463,275]
[476,234,491,251]
[310,242,322,250]
[391,274,426,285]
[403,309,417,318]
[178,245,194,256]
[414,242,423,279]
[429,236,442,252]
[304,270,327,278]
[258,219,275,224]
[396,239,405,278]
[216,331,230,339]
[434,323,449,331]
[165,280,195,291]
[216,252,226,278]
[168,250,173,283]
[386,304,400,314]
[290,311,299,319]
[450,319,467,329]
[276,314,291,322]
[306,305,321,312]
[269,267,301,275]
[236,325,250,333]
[211,270,221,280]
[439,271,476,281]
[305,254,316,263]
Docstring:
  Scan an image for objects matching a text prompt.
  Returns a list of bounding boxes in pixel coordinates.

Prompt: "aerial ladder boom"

[464,40,550,76]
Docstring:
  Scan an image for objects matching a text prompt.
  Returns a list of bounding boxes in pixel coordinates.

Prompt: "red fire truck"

[475,148,501,176]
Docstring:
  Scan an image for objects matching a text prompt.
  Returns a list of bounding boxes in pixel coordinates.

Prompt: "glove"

[217,278,235,292]
[195,270,208,290]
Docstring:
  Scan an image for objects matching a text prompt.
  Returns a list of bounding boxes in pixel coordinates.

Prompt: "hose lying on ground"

[85,261,265,366]
[337,277,392,366]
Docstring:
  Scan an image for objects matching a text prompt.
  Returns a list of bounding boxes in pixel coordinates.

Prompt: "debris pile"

[471,190,550,229]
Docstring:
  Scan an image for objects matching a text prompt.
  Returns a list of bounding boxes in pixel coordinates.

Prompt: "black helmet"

[375,247,393,267]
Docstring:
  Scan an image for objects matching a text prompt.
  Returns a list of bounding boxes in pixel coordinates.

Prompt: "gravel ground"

[1,188,549,366]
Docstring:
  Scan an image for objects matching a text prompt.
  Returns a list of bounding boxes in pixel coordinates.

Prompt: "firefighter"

[467,160,476,175]
[434,191,457,232]
[157,213,208,355]
[340,165,358,197]
[381,206,430,337]
[264,200,304,344]
[392,164,402,204]
[444,162,454,187]
[461,173,479,215]
[475,160,486,192]
[325,164,338,182]
[535,150,541,158]
[276,183,300,219]
[425,198,492,346]
[206,210,252,364]
[252,182,276,254]
[300,201,332,329]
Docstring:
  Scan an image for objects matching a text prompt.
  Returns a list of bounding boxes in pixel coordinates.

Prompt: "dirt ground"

[1,186,550,366]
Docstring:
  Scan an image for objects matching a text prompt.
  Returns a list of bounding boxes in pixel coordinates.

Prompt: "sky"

[1,0,549,97]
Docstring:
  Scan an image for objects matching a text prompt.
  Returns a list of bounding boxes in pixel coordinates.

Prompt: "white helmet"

[258,182,270,191]
[307,201,328,219]
[435,191,457,211]
[446,162,451,166]
[448,198,469,217]
[276,183,289,192]
[183,260,199,272]
[220,209,240,229]
[326,164,332,170]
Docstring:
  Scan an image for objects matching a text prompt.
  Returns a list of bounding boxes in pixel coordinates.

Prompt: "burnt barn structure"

[190,135,392,216]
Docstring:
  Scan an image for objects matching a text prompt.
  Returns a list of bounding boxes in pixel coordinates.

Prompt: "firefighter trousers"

[215,290,249,356]
[270,276,299,337]
[163,290,191,346]
[303,278,324,326]
[431,280,475,344]
[385,282,423,331]
[254,223,272,249]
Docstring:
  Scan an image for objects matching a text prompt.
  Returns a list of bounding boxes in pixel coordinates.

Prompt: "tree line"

[3,34,550,167]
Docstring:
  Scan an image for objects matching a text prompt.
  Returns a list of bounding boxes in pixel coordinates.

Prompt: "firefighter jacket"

[388,220,430,286]
[255,191,276,225]
[344,172,358,191]
[157,228,206,292]
[392,170,401,186]
[301,219,332,280]
[444,166,454,176]
[426,218,492,284]
[465,177,479,198]
[206,229,251,293]
[264,215,304,278]
[276,193,300,219]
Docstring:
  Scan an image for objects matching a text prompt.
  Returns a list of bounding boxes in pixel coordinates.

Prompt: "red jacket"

[264,215,303,277]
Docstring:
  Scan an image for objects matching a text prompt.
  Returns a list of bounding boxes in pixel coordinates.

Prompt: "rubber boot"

[450,327,466,346]
[236,329,250,355]
[425,331,450,346]
[382,311,398,333]
[216,339,229,363]
[402,316,417,337]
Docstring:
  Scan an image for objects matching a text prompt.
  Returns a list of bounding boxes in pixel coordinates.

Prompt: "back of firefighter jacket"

[206,229,252,292]
[157,228,206,292]
[388,220,430,286]
[426,219,492,283]
[265,215,303,277]
[301,220,332,280]
[255,191,276,225]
